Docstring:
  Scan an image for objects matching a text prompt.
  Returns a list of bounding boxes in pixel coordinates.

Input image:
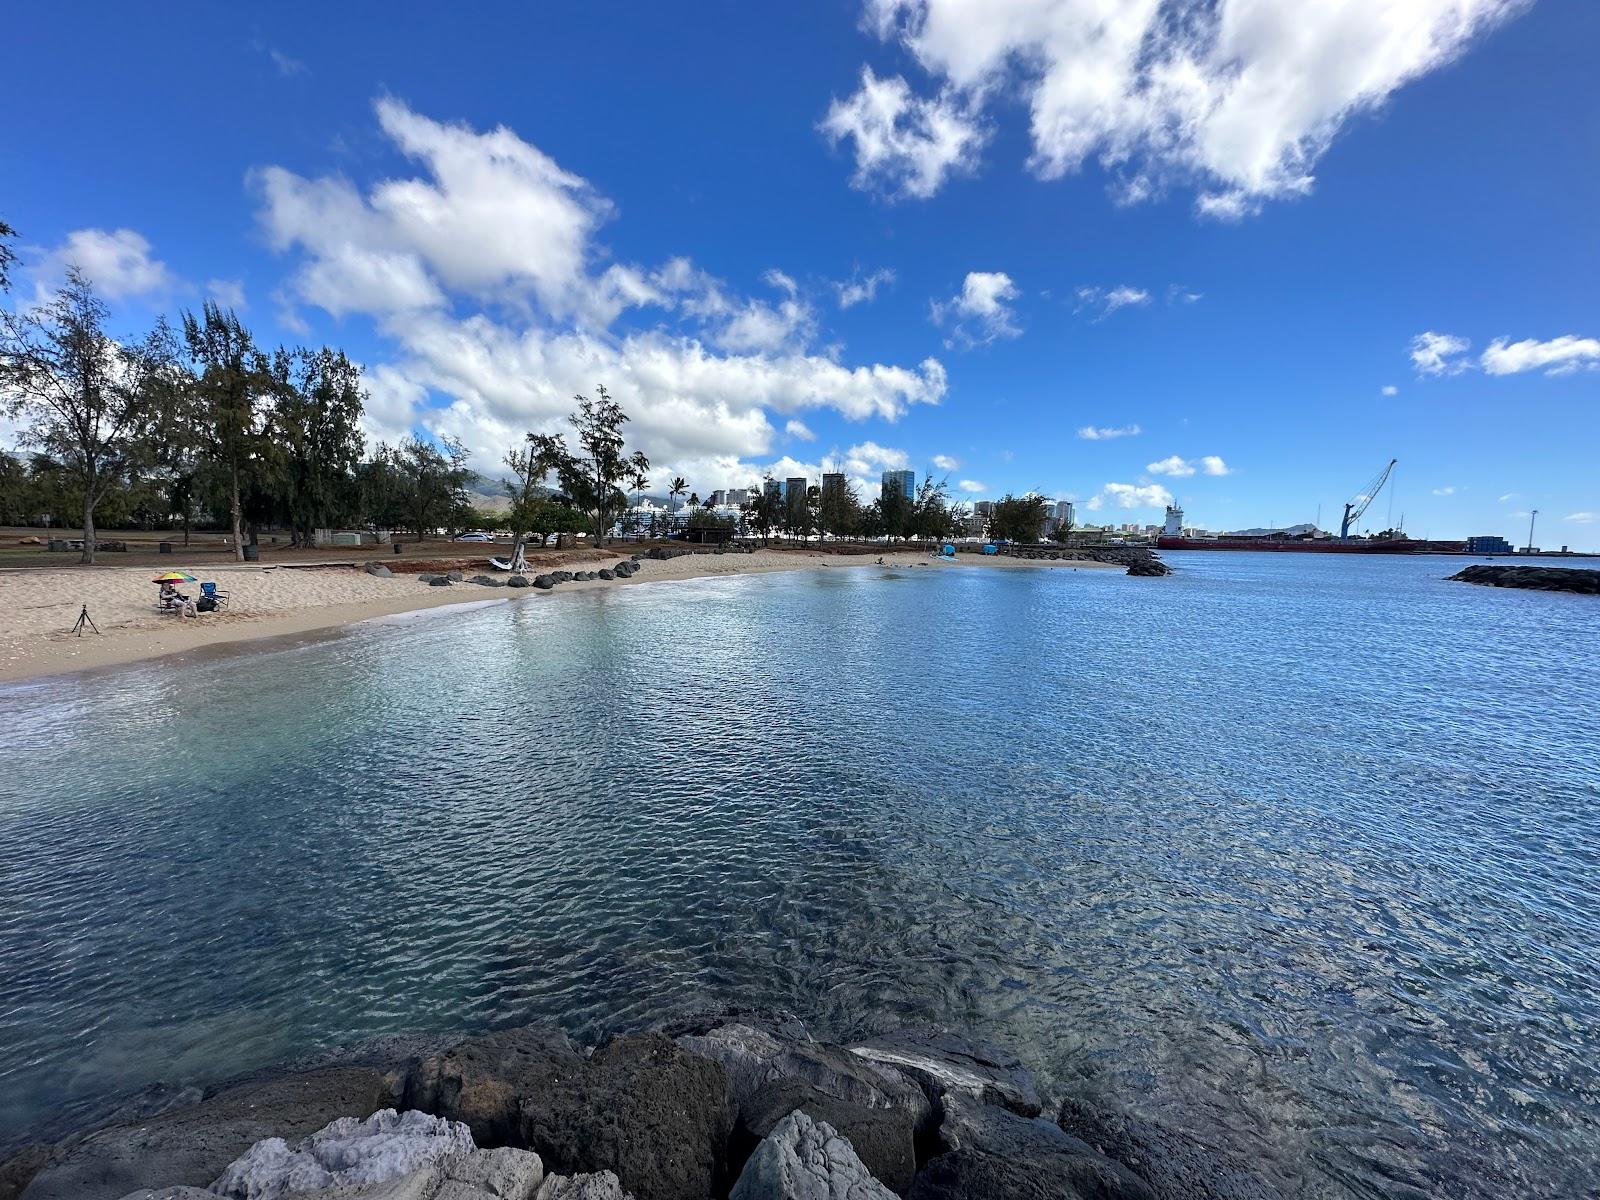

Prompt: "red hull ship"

[1157,536,1464,553]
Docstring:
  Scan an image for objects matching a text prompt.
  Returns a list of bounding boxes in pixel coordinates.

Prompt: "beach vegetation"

[988,493,1050,543]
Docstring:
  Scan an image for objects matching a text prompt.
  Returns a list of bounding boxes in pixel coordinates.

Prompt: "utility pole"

[1527,509,1539,554]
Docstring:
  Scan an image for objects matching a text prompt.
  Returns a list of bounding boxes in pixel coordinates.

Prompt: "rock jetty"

[4,1016,1278,1200]
[999,546,1172,576]
[1448,564,1600,594]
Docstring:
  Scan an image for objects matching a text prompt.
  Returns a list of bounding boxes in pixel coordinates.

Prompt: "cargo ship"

[1156,535,1463,553]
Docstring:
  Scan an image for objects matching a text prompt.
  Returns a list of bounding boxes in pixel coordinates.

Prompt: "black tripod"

[71,605,100,637]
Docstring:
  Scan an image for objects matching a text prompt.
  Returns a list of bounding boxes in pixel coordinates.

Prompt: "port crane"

[1340,458,1398,540]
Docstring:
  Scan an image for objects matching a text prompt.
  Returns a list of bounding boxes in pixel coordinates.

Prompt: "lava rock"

[416,574,438,584]
[532,576,557,590]
[366,564,394,577]
[1449,564,1600,593]
[730,1111,894,1200]
[20,1068,392,1200]
[740,1080,915,1195]
[848,1030,1040,1118]
[506,576,531,588]
[536,1171,635,1200]
[598,570,616,581]
[553,571,573,583]
[446,571,465,582]
[514,1034,732,1200]
[428,577,453,587]
[1057,1098,1282,1200]
[209,1108,473,1199]
[403,1028,578,1148]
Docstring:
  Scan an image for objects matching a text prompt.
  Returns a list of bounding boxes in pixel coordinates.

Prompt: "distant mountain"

[1222,523,1323,537]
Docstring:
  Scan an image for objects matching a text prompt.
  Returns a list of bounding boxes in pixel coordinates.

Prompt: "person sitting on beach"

[158,582,198,618]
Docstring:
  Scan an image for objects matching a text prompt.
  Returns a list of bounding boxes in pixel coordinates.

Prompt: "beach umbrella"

[151,571,196,583]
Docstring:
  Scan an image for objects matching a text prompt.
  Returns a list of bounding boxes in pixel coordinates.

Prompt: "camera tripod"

[71,605,100,637]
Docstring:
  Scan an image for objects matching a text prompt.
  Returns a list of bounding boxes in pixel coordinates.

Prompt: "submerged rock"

[20,1068,392,1200]
[1057,1098,1282,1200]
[848,1029,1041,1117]
[209,1108,473,1199]
[730,1111,894,1200]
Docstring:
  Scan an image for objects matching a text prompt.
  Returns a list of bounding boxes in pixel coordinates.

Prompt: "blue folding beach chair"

[199,581,228,610]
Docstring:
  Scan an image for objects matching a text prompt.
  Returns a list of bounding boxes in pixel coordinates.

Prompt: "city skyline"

[3,2,1596,544]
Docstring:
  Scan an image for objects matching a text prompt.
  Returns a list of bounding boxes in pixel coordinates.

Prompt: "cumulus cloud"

[1078,423,1142,440]
[958,479,986,493]
[1566,512,1596,524]
[930,270,1021,347]
[785,419,816,441]
[1075,284,1151,319]
[1084,481,1174,511]
[1147,455,1195,477]
[845,0,1524,215]
[1381,384,1398,396]
[253,99,946,476]
[34,228,176,300]
[931,453,959,471]
[836,267,896,309]
[206,278,247,309]
[1410,330,1471,376]
[1480,335,1600,377]
[1432,486,1457,496]
[1145,454,1229,477]
[819,66,986,199]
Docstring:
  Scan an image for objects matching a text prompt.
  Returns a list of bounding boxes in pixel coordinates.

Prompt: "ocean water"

[2,553,1598,1198]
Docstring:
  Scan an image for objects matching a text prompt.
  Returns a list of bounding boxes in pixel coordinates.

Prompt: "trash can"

[158,542,173,554]
[394,541,403,554]
[243,545,260,562]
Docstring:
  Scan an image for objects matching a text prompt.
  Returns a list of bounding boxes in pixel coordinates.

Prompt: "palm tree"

[668,476,687,516]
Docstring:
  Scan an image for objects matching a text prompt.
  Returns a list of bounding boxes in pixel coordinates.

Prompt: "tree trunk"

[229,466,245,561]
[81,488,96,566]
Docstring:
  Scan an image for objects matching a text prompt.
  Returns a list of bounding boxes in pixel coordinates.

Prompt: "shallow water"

[2,553,1598,1197]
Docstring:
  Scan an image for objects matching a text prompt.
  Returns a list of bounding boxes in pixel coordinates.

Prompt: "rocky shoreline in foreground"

[3,1015,1272,1200]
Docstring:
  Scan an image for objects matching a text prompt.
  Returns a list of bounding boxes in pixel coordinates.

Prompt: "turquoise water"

[2,554,1598,1197]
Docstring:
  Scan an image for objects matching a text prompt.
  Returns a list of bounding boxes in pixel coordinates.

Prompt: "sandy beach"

[0,548,1115,683]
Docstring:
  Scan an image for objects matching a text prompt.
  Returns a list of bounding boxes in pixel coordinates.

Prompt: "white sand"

[0,549,1115,682]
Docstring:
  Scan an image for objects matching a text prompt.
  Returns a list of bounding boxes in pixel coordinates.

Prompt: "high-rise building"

[785,476,808,500]
[1054,500,1075,527]
[881,468,915,500]
[763,479,782,503]
[821,472,846,501]
[973,500,994,517]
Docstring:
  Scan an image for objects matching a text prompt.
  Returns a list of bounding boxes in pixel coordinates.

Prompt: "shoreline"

[0,550,1119,685]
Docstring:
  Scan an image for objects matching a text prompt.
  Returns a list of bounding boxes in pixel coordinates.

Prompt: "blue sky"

[4,0,1596,543]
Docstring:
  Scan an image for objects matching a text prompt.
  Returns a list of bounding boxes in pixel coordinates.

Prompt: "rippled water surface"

[3,554,1599,1197]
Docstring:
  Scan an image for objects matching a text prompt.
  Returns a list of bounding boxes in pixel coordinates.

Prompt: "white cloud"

[254,99,946,478]
[851,0,1524,214]
[958,479,986,493]
[35,228,176,300]
[1410,330,1471,376]
[836,267,896,309]
[1085,481,1174,512]
[1480,335,1600,377]
[1078,423,1142,440]
[1147,455,1195,477]
[206,278,247,309]
[268,48,308,77]
[1565,512,1596,524]
[1498,492,1519,502]
[1076,284,1151,319]
[931,453,960,471]
[1381,384,1398,396]
[1432,486,1456,496]
[785,419,816,441]
[820,66,986,199]
[931,270,1021,347]
[1199,455,1230,476]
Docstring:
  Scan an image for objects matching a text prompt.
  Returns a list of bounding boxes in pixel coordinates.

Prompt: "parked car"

[453,532,494,542]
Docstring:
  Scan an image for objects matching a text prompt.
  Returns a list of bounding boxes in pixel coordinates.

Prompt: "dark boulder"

[533,575,557,590]
[428,576,453,587]
[598,569,616,581]
[1449,564,1600,593]
[446,571,465,582]
[365,563,394,578]
[1057,1098,1282,1200]
[18,1068,392,1200]
[554,571,574,583]
[416,573,438,583]
[402,1026,578,1147]
[514,1033,733,1200]
[908,1095,1156,1200]
[506,575,531,588]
